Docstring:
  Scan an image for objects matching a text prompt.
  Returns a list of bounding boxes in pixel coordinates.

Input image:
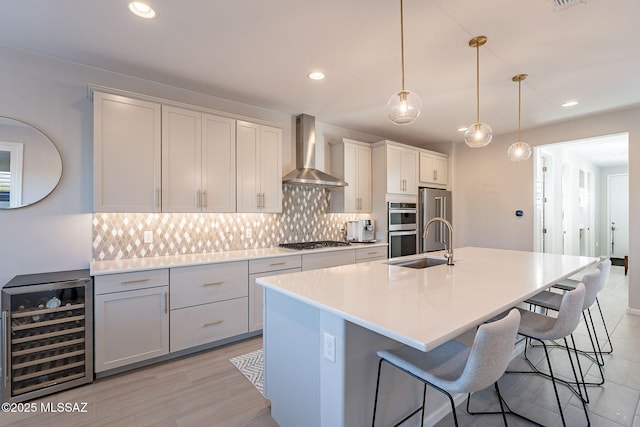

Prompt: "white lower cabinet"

[169,261,249,352]
[248,255,302,332]
[355,246,387,263]
[170,298,248,352]
[302,250,356,271]
[94,270,170,373]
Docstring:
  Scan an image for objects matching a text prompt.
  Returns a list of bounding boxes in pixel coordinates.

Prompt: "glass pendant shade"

[508,141,532,161]
[464,122,493,147]
[387,90,421,125]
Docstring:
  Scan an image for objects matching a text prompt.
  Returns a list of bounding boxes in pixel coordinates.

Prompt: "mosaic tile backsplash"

[92,186,368,261]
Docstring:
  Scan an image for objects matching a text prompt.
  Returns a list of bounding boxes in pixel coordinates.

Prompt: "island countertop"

[257,246,598,351]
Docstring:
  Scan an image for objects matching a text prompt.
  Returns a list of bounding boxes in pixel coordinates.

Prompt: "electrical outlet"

[143,230,153,244]
[245,227,252,239]
[323,332,336,363]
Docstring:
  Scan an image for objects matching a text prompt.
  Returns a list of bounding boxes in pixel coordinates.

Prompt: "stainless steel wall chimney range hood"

[282,114,348,188]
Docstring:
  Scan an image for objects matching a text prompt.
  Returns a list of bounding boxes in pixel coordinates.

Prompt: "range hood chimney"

[282,114,348,188]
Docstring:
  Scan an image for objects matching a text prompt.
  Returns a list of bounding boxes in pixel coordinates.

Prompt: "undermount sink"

[387,256,449,269]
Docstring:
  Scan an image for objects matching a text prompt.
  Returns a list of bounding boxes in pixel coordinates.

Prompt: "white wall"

[453,107,640,310]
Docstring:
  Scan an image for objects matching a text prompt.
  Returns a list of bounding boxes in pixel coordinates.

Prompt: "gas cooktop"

[279,241,351,250]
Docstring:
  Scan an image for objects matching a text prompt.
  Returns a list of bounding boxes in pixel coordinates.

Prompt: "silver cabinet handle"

[2,310,8,387]
[261,193,265,208]
[164,292,169,314]
[154,188,161,209]
[203,320,225,327]
[121,278,151,285]
[202,190,207,208]
[433,170,437,181]
[202,281,224,286]
[270,262,286,266]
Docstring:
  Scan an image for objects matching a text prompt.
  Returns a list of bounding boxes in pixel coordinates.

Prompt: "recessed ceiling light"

[308,72,325,80]
[562,100,579,107]
[457,127,468,132]
[129,2,156,19]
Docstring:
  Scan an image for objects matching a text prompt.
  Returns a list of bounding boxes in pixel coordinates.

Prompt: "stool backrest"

[453,308,520,393]
[581,269,602,310]
[596,259,612,293]
[550,282,586,340]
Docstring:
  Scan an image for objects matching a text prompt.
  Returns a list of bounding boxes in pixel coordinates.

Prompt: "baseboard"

[627,307,640,316]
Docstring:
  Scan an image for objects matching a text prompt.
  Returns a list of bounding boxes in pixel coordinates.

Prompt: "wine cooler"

[1,269,93,403]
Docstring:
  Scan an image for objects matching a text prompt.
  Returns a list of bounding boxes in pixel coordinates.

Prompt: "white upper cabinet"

[384,143,418,196]
[329,139,371,213]
[162,105,236,212]
[236,120,282,213]
[93,92,161,212]
[161,106,201,212]
[419,151,448,188]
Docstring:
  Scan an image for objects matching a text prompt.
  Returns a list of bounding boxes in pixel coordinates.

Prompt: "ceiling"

[0,0,637,157]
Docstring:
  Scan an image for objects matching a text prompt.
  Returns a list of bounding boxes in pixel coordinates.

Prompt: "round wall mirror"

[0,117,62,209]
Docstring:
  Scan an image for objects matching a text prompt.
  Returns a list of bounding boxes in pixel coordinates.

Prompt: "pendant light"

[387,0,421,125]
[464,36,492,147]
[508,74,532,161]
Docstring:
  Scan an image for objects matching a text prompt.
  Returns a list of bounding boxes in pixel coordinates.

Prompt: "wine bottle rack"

[2,269,93,403]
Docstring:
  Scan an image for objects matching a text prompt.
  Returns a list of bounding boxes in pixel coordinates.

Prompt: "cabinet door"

[260,125,282,213]
[94,286,169,372]
[343,143,358,212]
[236,121,260,212]
[356,145,372,212]
[94,92,161,212]
[161,106,202,212]
[420,152,448,186]
[401,149,418,195]
[202,114,236,212]
[433,156,448,185]
[386,145,403,194]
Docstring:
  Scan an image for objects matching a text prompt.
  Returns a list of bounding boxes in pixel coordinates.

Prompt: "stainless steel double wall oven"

[387,202,418,258]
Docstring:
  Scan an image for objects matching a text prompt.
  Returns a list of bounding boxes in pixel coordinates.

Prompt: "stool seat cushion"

[378,341,471,392]
[525,290,562,311]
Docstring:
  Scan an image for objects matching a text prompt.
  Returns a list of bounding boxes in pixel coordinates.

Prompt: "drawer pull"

[203,320,225,327]
[120,278,151,285]
[270,262,287,266]
[202,281,224,286]
[368,252,379,255]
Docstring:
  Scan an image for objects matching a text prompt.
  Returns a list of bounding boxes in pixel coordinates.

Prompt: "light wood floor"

[1,337,278,427]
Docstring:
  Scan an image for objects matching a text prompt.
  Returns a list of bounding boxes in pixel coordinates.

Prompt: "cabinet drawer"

[170,297,248,352]
[356,246,388,261]
[170,262,248,309]
[302,250,356,271]
[94,269,169,295]
[249,255,301,274]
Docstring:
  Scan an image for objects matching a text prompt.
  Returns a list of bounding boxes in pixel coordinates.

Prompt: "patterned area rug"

[229,349,264,395]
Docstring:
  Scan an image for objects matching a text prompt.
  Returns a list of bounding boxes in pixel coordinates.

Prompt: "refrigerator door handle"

[441,196,447,244]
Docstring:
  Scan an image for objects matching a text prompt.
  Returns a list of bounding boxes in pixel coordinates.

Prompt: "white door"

[608,173,629,259]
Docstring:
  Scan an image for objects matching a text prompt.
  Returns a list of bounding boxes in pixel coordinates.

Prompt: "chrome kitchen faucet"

[423,217,454,265]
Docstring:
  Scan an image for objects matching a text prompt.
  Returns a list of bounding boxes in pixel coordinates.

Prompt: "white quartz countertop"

[256,247,598,351]
[90,242,387,275]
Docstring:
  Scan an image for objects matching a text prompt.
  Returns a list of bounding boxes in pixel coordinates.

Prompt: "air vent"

[552,0,586,10]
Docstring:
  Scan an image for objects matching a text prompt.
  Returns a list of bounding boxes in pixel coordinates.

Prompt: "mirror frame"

[0,117,62,209]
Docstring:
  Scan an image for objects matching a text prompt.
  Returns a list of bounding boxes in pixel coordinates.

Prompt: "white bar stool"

[371,309,521,427]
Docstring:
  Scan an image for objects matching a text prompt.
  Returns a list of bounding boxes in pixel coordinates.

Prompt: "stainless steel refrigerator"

[419,188,452,253]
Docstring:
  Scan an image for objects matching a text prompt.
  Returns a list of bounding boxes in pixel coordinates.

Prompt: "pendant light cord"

[476,44,480,123]
[517,79,522,142]
[400,0,405,92]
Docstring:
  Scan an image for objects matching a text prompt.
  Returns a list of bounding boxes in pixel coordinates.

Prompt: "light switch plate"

[143,230,153,244]
[245,227,252,239]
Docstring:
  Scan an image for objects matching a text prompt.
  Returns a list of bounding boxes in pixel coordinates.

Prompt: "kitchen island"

[257,247,598,427]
